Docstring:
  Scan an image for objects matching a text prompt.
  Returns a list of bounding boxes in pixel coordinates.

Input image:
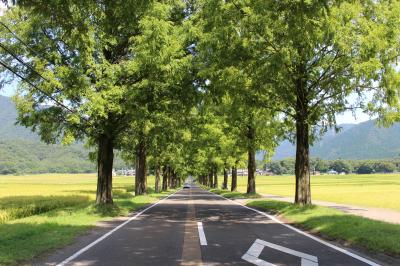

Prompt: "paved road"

[45,187,381,266]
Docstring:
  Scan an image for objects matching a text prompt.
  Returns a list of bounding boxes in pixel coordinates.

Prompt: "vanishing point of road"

[41,186,382,266]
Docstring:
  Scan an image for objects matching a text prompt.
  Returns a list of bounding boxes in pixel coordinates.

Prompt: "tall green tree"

[196,0,400,203]
[195,6,281,194]
[0,0,193,202]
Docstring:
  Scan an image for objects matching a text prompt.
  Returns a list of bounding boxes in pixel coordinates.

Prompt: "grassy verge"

[0,177,174,266]
[210,189,261,199]
[247,199,400,256]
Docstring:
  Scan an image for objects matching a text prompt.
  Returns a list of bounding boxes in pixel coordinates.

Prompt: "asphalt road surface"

[44,186,382,266]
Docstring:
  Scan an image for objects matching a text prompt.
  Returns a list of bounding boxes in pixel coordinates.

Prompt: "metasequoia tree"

[0,0,192,202]
[195,7,281,194]
[196,0,400,203]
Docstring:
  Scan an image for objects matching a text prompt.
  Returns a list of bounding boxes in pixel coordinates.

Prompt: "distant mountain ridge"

[0,95,38,140]
[273,120,400,160]
[0,95,129,174]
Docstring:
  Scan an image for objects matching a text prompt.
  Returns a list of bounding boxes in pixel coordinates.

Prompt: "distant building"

[237,169,248,176]
[115,168,135,176]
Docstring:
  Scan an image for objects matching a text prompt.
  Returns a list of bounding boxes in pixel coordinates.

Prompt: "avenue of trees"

[1,0,400,205]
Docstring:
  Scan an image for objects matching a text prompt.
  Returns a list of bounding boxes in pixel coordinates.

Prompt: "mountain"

[273,120,400,160]
[0,95,97,174]
[0,95,38,140]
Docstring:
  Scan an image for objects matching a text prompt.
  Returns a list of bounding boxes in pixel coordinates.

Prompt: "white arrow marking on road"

[242,239,318,266]
[197,222,207,246]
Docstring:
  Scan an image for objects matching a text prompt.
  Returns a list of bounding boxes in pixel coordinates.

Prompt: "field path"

[39,187,383,266]
[261,194,400,225]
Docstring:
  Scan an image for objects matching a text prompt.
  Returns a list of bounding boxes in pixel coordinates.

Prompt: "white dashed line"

[197,221,208,246]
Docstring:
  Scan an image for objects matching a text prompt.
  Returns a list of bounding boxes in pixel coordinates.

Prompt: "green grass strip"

[209,188,262,199]
[246,200,400,256]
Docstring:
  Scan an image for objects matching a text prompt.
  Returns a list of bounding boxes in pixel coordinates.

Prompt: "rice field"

[233,173,400,211]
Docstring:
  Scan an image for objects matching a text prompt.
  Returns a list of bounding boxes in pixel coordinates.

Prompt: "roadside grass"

[0,174,173,265]
[232,174,400,211]
[247,199,400,256]
[210,189,261,199]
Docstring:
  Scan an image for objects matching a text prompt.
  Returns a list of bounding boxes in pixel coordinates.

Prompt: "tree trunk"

[96,134,114,204]
[208,171,213,187]
[155,163,161,193]
[222,167,228,190]
[162,166,168,191]
[295,113,311,205]
[172,170,176,188]
[200,174,206,185]
[135,137,147,195]
[168,167,172,188]
[247,125,256,194]
[231,165,237,192]
[213,168,218,188]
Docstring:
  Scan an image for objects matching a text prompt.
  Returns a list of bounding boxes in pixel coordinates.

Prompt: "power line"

[0,58,76,114]
[0,59,91,136]
[0,21,95,131]
[0,21,73,71]
[0,38,90,123]
[0,42,53,85]
[0,21,43,59]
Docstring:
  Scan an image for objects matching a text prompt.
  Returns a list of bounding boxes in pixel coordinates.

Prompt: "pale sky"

[336,110,370,124]
[0,2,7,16]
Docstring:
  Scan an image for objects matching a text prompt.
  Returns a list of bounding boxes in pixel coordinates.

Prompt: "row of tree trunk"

[95,131,184,204]
[197,164,241,192]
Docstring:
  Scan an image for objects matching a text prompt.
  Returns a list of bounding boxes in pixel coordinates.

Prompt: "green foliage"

[356,163,375,174]
[266,157,399,175]
[331,160,353,174]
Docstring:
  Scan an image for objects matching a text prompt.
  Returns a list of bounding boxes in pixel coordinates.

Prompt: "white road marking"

[242,253,275,266]
[242,239,318,266]
[56,190,181,266]
[206,190,380,266]
[255,239,318,263]
[246,241,264,257]
[197,221,208,246]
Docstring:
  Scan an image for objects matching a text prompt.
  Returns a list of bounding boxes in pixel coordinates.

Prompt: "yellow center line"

[180,189,203,266]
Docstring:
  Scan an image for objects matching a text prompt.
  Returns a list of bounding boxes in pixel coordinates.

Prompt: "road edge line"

[56,189,181,266]
[206,190,380,266]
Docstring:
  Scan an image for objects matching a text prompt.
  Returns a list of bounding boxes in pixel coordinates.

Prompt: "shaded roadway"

[41,187,383,266]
